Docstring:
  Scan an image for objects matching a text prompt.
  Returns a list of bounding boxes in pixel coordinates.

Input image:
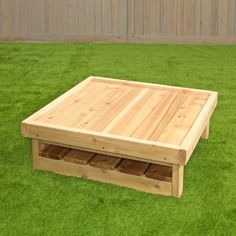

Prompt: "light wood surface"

[22,76,217,166]
[0,0,236,44]
[33,140,172,196]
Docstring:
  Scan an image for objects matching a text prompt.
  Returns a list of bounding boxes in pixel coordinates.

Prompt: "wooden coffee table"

[21,76,217,197]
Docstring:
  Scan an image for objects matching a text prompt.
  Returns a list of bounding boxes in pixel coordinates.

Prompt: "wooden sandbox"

[21,76,217,197]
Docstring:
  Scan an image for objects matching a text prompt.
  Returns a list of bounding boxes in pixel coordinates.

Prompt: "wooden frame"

[22,76,218,197]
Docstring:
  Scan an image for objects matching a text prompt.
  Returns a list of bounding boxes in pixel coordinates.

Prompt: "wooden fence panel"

[0,0,235,43]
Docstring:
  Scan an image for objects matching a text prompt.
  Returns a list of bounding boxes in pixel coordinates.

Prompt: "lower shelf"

[33,142,181,197]
[39,144,172,182]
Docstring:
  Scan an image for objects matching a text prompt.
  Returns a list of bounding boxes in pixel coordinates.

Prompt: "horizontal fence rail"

[0,0,236,44]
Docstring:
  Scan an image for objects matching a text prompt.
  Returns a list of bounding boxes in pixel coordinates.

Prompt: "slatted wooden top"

[22,76,217,165]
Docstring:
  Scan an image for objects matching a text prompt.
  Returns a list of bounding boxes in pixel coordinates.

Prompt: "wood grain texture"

[89,154,121,170]
[117,159,150,176]
[0,0,235,43]
[146,164,172,182]
[63,149,95,164]
[33,151,172,196]
[22,76,217,166]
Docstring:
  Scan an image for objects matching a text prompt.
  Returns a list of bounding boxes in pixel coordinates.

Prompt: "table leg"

[201,121,210,139]
[171,165,184,198]
[32,139,40,168]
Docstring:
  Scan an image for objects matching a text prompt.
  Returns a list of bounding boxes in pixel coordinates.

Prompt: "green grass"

[0,43,235,236]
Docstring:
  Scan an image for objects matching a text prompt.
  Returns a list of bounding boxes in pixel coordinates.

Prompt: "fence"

[0,0,236,44]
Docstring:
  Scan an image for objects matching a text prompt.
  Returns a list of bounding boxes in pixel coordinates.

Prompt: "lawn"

[0,43,235,236]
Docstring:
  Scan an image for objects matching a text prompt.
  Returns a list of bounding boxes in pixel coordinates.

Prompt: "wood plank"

[132,90,188,140]
[22,120,183,165]
[131,91,176,139]
[117,159,150,176]
[194,0,201,35]
[112,0,118,36]
[101,0,112,34]
[210,0,218,36]
[103,88,149,132]
[18,0,29,35]
[149,0,161,35]
[228,0,235,35]
[201,120,210,139]
[35,80,103,125]
[157,93,209,144]
[110,89,169,136]
[89,154,121,170]
[218,0,229,36]
[146,164,172,182]
[118,0,128,36]
[78,0,85,34]
[149,91,189,141]
[48,146,71,160]
[85,0,96,34]
[144,0,150,35]
[181,92,218,163]
[82,87,141,131]
[92,77,213,95]
[201,0,211,36]
[34,153,172,196]
[64,0,78,34]
[95,0,102,35]
[32,139,40,168]
[75,85,139,130]
[39,144,55,158]
[177,0,184,35]
[160,0,167,35]
[171,165,184,197]
[134,0,144,35]
[166,0,177,35]
[184,0,194,35]
[63,149,95,164]
[128,0,135,41]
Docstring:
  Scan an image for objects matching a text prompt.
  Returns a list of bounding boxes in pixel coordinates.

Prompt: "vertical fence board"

[210,0,218,36]
[134,0,144,35]
[218,0,229,35]
[184,0,194,35]
[27,0,44,35]
[201,0,211,36]
[85,0,96,34]
[64,0,78,34]
[177,0,184,35]
[228,0,235,35]
[149,0,161,35]
[95,0,102,35]
[101,0,112,34]
[194,0,201,35]
[18,0,29,36]
[167,0,177,35]
[144,0,150,35]
[112,0,118,35]
[78,0,85,34]
[118,0,128,36]
[160,0,167,35]
[128,0,134,41]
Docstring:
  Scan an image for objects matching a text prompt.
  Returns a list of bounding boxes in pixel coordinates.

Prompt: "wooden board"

[33,140,173,196]
[63,149,94,165]
[117,159,149,176]
[39,144,70,160]
[22,76,217,166]
[146,164,172,182]
[89,154,121,170]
